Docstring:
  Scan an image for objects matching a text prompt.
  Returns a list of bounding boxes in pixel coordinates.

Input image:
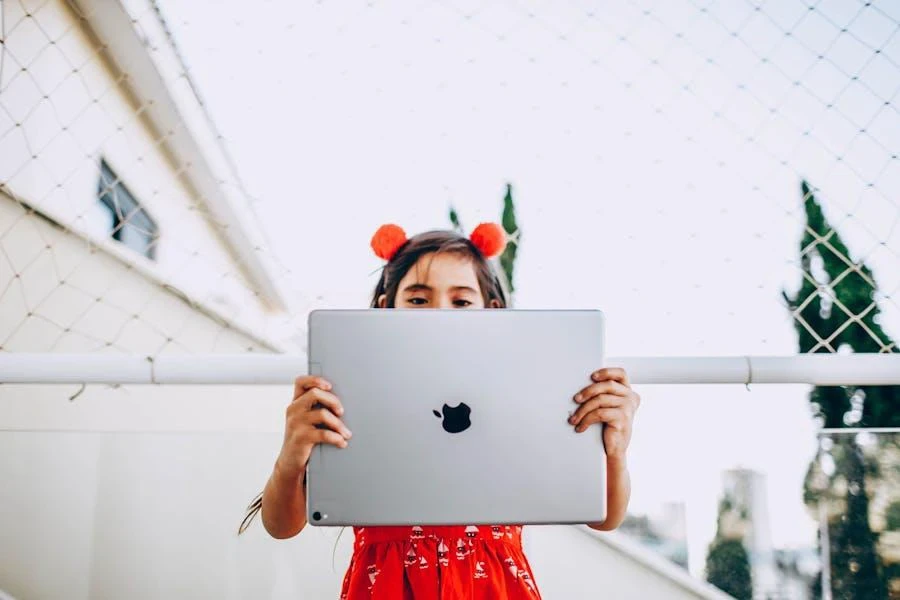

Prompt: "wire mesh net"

[0,0,314,358]
[1,0,897,361]
[1,0,899,599]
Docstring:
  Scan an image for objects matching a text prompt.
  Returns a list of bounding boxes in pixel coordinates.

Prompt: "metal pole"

[1,354,899,385]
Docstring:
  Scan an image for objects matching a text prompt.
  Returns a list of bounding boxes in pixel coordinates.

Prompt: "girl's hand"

[569,367,640,461]
[276,376,352,480]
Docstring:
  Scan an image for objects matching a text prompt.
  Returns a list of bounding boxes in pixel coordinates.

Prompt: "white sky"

[156,0,900,576]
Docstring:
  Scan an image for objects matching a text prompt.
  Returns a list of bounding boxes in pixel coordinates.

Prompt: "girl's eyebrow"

[402,284,478,294]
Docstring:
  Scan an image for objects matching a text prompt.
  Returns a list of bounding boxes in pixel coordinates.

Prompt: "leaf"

[499,183,519,296]
[449,206,464,234]
[501,183,517,234]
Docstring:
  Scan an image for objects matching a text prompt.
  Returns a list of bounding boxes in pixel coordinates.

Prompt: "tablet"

[306,309,606,526]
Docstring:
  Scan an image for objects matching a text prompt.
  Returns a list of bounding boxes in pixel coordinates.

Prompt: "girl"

[244,223,640,599]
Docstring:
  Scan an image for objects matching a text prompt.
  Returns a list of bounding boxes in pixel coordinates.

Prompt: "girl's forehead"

[407,252,480,286]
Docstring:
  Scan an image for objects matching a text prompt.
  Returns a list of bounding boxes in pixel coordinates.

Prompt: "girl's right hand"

[275,376,352,481]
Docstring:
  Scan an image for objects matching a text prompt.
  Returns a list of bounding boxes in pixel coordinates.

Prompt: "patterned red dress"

[339,525,541,599]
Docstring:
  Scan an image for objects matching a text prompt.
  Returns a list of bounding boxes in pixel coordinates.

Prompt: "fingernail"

[592,373,601,381]
[337,407,344,415]
[574,393,583,403]
[568,415,576,424]
[340,440,348,448]
[344,430,353,439]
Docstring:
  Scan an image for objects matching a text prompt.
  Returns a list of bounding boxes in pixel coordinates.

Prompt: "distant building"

[714,468,822,600]
[772,548,819,600]
[718,468,779,600]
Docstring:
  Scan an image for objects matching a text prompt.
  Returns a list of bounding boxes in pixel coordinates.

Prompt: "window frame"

[96,159,159,261]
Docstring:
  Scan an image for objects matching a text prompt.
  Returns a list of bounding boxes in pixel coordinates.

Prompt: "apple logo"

[433,403,472,433]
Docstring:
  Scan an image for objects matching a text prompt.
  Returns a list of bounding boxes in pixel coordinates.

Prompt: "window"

[97,160,159,260]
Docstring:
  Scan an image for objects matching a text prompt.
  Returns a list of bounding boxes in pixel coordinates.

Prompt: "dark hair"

[370,230,507,308]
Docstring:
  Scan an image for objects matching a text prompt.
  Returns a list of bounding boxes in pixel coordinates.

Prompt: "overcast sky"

[155,0,900,575]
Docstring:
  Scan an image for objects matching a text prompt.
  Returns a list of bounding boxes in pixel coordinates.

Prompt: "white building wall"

[0,189,292,599]
[0,0,277,339]
[0,194,273,356]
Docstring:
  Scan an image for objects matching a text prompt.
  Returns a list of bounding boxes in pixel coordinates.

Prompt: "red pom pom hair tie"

[469,222,507,258]
[371,224,408,261]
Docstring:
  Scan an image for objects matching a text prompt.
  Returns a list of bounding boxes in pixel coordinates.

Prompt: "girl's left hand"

[569,367,640,461]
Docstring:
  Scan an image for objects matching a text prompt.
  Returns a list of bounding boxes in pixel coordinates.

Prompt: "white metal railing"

[1,353,899,386]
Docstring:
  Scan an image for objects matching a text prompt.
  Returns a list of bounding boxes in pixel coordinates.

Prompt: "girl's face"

[379,252,499,309]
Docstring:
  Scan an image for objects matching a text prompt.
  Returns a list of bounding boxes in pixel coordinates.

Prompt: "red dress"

[340,525,542,599]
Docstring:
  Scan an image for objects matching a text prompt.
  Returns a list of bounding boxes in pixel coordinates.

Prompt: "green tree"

[706,493,753,599]
[783,180,896,599]
[706,538,753,600]
[886,501,900,531]
[448,183,521,303]
[830,438,883,599]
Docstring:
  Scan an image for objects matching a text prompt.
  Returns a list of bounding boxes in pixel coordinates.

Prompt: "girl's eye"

[454,299,473,307]
[408,297,428,305]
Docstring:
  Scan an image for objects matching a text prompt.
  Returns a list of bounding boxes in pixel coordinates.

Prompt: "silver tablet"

[306,309,606,526]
